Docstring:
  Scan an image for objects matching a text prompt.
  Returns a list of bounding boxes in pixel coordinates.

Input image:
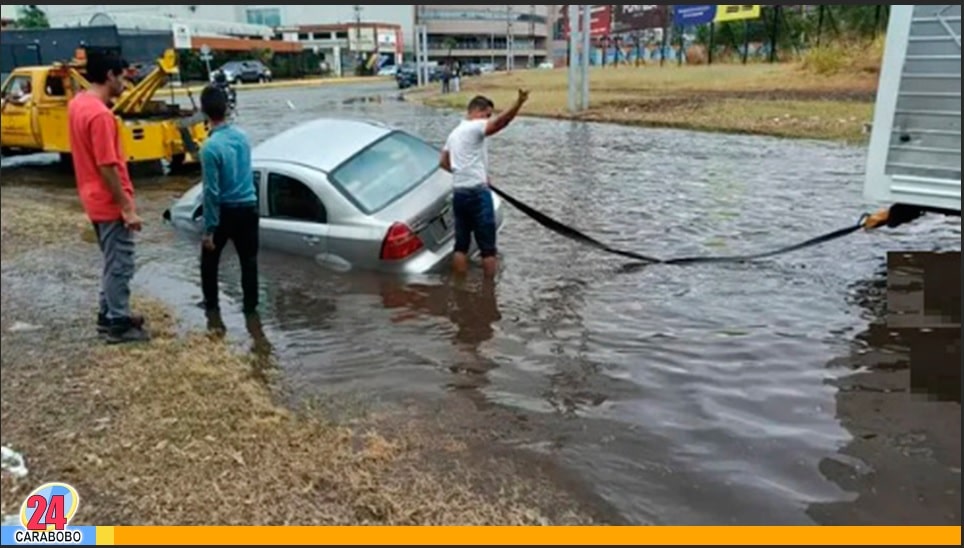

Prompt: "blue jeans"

[453,186,497,258]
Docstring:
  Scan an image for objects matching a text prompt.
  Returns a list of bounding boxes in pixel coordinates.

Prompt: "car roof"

[252,117,395,172]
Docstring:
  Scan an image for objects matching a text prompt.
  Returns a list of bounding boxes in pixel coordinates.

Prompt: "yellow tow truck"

[0,48,208,172]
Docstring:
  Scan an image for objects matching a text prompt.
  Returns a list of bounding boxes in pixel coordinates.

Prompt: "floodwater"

[2,81,960,525]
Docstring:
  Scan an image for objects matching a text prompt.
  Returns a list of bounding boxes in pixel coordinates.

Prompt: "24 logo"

[13,482,83,544]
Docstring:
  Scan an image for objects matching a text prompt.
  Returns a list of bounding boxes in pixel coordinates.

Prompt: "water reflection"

[381,275,502,392]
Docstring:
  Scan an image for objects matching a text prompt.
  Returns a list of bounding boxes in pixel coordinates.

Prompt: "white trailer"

[864,5,961,217]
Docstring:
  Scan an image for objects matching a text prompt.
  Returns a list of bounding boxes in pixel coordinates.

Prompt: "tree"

[442,36,457,59]
[16,5,50,29]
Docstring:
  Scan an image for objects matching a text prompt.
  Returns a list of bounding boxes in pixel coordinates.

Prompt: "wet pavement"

[2,81,960,525]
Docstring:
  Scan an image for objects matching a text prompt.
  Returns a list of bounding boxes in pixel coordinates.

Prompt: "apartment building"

[416,5,554,67]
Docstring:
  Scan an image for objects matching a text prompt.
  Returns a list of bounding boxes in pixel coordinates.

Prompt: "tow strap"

[487,184,876,266]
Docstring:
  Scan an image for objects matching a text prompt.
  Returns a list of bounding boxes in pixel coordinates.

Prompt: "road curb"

[167,76,392,96]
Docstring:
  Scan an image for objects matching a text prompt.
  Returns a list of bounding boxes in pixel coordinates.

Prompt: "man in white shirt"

[439,89,529,278]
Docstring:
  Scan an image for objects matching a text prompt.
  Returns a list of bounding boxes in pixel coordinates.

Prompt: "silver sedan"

[163,118,506,274]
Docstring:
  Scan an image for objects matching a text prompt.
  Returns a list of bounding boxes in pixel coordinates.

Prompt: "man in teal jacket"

[198,84,259,328]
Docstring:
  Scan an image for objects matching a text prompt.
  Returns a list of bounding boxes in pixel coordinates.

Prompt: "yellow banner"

[96,525,962,545]
[714,5,762,23]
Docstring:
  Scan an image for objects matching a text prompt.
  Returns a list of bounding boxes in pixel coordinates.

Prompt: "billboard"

[612,5,669,32]
[672,5,761,26]
[560,5,612,38]
[714,5,762,23]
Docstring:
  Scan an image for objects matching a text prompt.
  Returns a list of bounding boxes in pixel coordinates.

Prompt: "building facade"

[36,5,418,52]
[27,5,559,67]
[416,5,554,67]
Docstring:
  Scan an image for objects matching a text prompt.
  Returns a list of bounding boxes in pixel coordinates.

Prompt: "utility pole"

[580,4,590,110]
[413,5,429,87]
[506,5,514,72]
[353,4,363,70]
[567,4,591,113]
[490,31,496,66]
[567,4,580,113]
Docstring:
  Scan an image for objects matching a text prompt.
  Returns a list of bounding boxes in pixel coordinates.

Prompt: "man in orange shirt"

[68,51,149,344]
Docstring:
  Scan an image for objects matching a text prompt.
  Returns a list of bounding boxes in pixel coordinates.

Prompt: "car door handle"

[302,235,321,245]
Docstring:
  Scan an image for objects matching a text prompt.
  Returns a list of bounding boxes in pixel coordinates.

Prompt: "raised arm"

[485,89,529,137]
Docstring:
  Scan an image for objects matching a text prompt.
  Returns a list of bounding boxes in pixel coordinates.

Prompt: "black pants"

[201,205,259,314]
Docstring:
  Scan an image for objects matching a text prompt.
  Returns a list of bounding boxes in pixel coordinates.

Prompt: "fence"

[564,5,891,67]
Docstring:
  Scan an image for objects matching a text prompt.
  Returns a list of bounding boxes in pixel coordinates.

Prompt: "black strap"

[489,184,664,264]
[488,184,868,267]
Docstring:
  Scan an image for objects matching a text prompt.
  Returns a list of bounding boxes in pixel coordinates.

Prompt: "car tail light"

[380,222,423,261]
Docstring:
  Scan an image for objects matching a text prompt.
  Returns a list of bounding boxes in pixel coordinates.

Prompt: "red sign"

[612,5,669,32]
[559,5,612,38]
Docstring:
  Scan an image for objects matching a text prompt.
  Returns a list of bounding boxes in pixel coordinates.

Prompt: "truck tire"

[168,153,186,173]
[57,153,74,174]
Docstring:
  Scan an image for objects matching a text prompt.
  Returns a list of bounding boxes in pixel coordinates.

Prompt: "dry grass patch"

[416,61,879,142]
[1,296,593,525]
[800,36,886,77]
[0,186,90,258]
[0,183,594,526]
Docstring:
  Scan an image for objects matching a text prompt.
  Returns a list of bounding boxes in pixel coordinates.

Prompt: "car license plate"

[438,207,454,232]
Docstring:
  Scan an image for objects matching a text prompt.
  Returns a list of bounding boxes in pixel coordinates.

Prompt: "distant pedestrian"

[452,60,462,93]
[197,84,260,333]
[439,89,529,278]
[67,51,149,345]
[441,65,451,94]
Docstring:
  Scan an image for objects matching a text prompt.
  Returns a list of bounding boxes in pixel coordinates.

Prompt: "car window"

[266,172,327,223]
[44,74,67,97]
[2,75,32,103]
[329,131,439,214]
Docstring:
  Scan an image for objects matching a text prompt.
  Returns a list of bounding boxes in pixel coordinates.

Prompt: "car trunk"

[371,169,453,252]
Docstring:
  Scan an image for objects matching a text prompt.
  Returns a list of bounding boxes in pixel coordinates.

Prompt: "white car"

[163,118,506,274]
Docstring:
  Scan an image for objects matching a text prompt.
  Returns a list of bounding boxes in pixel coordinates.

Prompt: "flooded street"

[2,81,960,525]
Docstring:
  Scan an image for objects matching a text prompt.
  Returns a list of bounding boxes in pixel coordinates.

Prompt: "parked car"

[213,60,272,84]
[162,118,505,274]
[396,63,445,89]
[395,64,417,89]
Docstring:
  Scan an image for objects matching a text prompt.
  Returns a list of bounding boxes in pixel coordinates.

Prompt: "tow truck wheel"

[57,152,73,174]
[168,154,186,173]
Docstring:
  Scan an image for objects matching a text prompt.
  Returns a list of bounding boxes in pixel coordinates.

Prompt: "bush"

[800,35,885,76]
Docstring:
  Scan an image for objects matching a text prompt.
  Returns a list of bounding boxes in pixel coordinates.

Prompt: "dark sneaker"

[97,313,145,334]
[205,308,226,336]
[244,312,265,338]
[245,312,272,357]
[105,325,151,345]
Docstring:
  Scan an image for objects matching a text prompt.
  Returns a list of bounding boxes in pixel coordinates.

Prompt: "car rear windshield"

[329,130,440,214]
